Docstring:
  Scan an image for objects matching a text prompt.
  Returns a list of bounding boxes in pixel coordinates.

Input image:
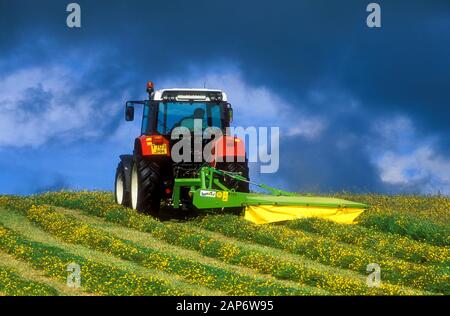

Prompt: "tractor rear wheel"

[114,162,131,207]
[216,161,249,215]
[130,157,162,217]
[218,161,250,193]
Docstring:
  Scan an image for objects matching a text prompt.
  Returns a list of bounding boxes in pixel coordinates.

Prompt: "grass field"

[0,192,448,296]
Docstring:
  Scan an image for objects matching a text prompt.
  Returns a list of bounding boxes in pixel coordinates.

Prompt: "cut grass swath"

[0,207,217,296]
[26,193,432,295]
[26,204,325,296]
[0,224,184,296]
[194,214,449,293]
[0,266,58,296]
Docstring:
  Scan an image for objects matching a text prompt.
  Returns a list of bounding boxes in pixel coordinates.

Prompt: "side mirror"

[228,106,233,123]
[125,104,135,121]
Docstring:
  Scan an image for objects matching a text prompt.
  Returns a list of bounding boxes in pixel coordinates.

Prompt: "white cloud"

[377,146,450,193]
[1,65,327,149]
[286,119,326,140]
[0,65,122,148]
[372,116,450,194]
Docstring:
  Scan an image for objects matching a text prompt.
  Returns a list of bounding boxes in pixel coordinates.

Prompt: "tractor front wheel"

[114,162,130,207]
[130,157,162,217]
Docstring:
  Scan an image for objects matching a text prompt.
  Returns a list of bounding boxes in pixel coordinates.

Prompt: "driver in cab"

[177,108,208,131]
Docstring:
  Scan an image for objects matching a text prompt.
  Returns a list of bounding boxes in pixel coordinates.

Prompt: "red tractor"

[114,82,249,217]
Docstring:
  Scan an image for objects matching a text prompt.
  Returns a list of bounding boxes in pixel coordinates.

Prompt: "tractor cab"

[125,84,233,137]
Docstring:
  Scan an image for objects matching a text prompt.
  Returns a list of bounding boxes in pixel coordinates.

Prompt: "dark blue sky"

[0,0,449,194]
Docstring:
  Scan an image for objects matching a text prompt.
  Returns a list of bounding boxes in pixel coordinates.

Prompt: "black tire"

[216,161,249,215]
[217,161,250,193]
[130,156,162,217]
[114,161,131,207]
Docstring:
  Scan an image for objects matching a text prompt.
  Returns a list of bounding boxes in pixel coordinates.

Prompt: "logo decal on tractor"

[200,190,216,198]
[216,191,229,201]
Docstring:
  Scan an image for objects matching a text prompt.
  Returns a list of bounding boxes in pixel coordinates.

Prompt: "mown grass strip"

[26,204,322,296]
[60,207,317,294]
[283,218,449,265]
[27,192,431,295]
[0,207,215,296]
[0,266,58,296]
[194,214,449,293]
[0,223,183,296]
[0,250,92,296]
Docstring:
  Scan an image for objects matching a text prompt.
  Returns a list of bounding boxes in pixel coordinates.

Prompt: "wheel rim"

[115,172,124,204]
[131,163,139,210]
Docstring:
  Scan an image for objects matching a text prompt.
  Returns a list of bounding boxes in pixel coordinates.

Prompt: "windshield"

[156,102,225,135]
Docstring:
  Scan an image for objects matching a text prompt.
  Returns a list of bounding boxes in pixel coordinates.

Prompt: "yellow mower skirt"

[244,205,364,225]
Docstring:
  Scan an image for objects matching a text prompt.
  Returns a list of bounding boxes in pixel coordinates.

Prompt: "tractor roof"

[153,88,228,102]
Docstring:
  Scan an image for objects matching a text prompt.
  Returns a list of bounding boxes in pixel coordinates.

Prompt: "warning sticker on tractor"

[200,190,216,198]
[222,191,229,201]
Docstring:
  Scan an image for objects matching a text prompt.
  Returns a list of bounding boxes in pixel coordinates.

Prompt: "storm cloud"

[0,0,449,194]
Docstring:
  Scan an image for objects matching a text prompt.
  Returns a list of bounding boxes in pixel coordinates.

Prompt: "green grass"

[337,193,450,246]
[0,192,448,296]
[0,251,92,296]
[26,204,316,296]
[59,207,317,294]
[23,193,433,294]
[284,218,449,265]
[0,223,185,296]
[192,214,449,293]
[0,266,58,296]
[0,208,194,296]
